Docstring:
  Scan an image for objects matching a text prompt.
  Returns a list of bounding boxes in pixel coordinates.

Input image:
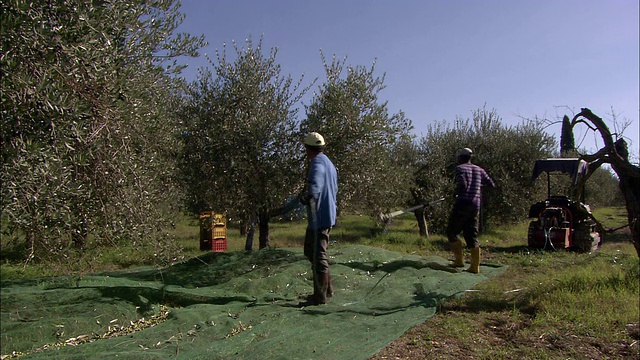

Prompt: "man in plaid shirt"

[447,147,495,273]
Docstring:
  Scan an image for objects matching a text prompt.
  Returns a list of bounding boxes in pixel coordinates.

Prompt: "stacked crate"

[199,211,227,252]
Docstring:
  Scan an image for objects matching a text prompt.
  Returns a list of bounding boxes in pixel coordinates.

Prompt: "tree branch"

[572,108,639,179]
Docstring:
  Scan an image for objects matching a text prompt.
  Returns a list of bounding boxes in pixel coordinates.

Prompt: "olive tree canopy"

[301,52,415,217]
[179,37,311,249]
[1,0,206,262]
[413,108,557,233]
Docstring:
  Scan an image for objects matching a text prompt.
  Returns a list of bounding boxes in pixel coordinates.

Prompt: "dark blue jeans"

[446,203,480,248]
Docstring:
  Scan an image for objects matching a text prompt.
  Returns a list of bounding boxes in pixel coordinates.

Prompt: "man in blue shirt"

[447,147,495,273]
[300,132,338,305]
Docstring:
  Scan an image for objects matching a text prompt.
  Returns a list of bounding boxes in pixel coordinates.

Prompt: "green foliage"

[584,167,625,207]
[179,37,312,225]
[512,252,639,341]
[1,0,206,263]
[302,52,416,215]
[437,248,638,357]
[414,107,558,232]
[593,206,629,229]
[560,114,576,155]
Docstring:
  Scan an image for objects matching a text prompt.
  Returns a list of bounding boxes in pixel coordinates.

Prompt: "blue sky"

[176,0,639,159]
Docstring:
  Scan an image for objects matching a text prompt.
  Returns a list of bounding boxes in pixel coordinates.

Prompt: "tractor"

[527,158,603,252]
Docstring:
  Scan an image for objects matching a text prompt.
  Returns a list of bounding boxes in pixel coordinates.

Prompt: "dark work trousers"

[304,227,331,274]
[446,203,480,248]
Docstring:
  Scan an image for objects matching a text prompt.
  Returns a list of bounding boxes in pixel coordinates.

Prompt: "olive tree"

[583,167,625,207]
[414,108,557,233]
[301,52,415,217]
[179,37,311,250]
[1,0,205,263]
[568,108,639,257]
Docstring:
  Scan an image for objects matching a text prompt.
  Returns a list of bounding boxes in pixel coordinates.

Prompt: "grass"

[1,207,638,359]
[372,206,639,359]
[415,247,639,359]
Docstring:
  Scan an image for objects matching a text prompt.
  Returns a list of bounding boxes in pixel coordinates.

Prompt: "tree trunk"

[618,170,640,257]
[244,215,256,252]
[244,222,255,252]
[571,108,640,257]
[258,209,270,249]
[413,208,428,237]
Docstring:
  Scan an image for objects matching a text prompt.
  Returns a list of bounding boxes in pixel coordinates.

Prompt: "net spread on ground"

[1,245,505,359]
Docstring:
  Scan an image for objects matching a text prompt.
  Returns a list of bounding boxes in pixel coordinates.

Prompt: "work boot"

[465,247,481,274]
[450,240,465,268]
[298,276,325,307]
[313,271,328,305]
[326,271,334,298]
[314,272,329,305]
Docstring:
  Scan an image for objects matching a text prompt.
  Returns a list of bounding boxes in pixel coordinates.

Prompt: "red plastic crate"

[212,239,227,252]
[199,211,228,252]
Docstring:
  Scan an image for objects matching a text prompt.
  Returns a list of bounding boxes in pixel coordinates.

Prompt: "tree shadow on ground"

[289,284,473,318]
[337,258,459,274]
[100,248,306,288]
[439,297,538,316]
[92,285,258,315]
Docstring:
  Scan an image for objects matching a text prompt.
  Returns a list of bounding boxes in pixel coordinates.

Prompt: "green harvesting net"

[1,245,505,359]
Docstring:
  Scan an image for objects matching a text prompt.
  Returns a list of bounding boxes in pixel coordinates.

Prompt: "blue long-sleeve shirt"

[307,153,338,230]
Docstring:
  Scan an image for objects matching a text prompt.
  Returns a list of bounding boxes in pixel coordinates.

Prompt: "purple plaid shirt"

[454,162,495,209]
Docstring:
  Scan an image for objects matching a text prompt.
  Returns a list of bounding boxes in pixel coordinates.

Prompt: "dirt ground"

[369,301,640,360]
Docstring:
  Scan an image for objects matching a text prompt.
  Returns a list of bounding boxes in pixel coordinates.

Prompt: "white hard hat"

[303,132,325,146]
[457,147,473,157]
